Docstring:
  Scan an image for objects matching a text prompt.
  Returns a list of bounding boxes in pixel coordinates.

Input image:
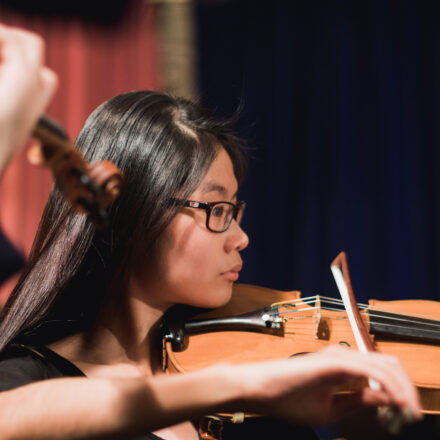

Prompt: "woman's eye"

[212,206,226,217]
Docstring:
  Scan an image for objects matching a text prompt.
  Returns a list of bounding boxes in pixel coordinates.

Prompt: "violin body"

[369,298,440,413]
[163,283,440,414]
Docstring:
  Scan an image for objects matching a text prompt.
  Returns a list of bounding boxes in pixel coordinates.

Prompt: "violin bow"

[330,251,408,435]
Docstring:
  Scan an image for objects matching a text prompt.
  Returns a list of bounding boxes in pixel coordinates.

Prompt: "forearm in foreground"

[0,364,242,440]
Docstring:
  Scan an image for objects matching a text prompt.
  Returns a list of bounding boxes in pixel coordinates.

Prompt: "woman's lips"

[221,264,242,281]
[222,270,240,281]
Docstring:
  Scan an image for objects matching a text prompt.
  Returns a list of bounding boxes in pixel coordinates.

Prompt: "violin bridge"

[313,295,321,339]
[313,295,330,340]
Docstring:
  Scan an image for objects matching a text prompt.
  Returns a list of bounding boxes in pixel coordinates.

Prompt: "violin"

[161,254,440,437]
[30,115,123,228]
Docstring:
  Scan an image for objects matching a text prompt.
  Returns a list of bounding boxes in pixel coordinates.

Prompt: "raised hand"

[0,24,57,174]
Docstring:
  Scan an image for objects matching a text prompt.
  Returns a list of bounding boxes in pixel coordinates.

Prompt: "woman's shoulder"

[0,344,84,392]
[0,344,50,391]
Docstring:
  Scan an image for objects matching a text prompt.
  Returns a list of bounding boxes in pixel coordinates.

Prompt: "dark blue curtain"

[196,1,440,438]
[196,0,440,305]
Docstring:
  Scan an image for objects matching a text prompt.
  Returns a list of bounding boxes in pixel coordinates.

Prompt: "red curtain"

[0,2,160,303]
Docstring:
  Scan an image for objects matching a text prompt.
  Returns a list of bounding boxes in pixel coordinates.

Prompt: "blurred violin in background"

[30,115,123,228]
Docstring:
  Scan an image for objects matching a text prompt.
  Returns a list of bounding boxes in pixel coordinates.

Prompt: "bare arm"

[0,24,57,176]
[0,347,422,440]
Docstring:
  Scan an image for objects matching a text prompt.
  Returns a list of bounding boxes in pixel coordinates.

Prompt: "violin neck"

[369,310,440,345]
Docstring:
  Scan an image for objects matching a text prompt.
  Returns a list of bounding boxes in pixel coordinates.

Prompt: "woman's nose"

[225,220,249,253]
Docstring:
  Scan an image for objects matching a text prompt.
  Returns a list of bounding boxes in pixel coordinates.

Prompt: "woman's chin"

[186,284,233,309]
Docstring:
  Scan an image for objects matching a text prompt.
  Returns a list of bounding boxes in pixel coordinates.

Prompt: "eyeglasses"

[172,199,246,233]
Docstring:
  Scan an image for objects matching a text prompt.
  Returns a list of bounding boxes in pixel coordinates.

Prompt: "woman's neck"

[49,283,171,378]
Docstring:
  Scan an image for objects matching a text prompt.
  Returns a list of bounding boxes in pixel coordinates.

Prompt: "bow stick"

[330,251,408,435]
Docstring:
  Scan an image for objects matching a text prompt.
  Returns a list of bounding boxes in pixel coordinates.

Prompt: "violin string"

[275,294,440,325]
[270,296,440,324]
[287,311,440,336]
[273,295,371,308]
[267,302,440,333]
[268,301,440,333]
[325,297,440,325]
[277,306,440,329]
[279,321,440,344]
[270,295,369,309]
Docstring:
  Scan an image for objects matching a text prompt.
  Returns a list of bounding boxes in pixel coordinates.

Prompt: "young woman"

[0,26,421,440]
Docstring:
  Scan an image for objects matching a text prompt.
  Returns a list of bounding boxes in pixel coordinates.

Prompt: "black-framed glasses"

[172,199,246,233]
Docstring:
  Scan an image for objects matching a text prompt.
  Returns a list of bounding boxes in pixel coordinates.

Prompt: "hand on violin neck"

[236,346,422,426]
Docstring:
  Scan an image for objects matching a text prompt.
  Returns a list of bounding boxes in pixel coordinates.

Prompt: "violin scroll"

[31,115,123,228]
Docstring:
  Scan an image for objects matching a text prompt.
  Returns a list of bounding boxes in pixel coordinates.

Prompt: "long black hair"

[0,91,246,351]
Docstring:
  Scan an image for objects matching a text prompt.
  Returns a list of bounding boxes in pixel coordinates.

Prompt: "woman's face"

[132,148,249,309]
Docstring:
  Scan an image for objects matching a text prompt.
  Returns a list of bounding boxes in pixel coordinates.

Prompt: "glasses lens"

[236,202,245,225]
[209,203,234,232]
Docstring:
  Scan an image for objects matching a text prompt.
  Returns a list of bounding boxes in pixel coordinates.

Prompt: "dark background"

[196,0,440,306]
